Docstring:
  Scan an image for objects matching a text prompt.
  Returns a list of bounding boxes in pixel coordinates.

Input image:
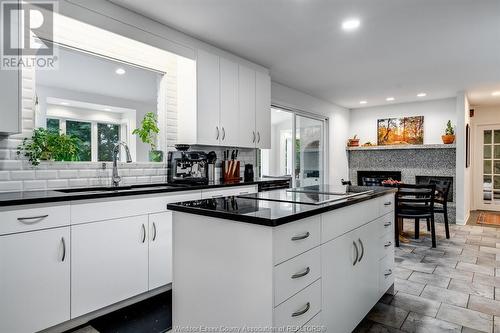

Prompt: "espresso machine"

[167,150,209,184]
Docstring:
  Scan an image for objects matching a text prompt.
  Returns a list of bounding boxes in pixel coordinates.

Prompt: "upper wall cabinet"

[0,0,21,135]
[179,49,271,148]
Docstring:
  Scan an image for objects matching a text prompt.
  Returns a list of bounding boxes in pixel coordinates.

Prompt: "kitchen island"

[167,186,396,333]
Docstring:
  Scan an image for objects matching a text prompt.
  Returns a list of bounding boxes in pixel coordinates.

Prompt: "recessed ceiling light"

[115,68,126,75]
[492,91,500,96]
[386,97,395,102]
[341,18,361,31]
[60,102,69,106]
[417,93,427,97]
[359,101,367,104]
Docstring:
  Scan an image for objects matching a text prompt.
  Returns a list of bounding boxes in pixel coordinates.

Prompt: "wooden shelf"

[346,144,456,151]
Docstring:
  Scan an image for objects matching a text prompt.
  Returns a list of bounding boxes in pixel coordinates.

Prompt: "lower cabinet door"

[149,212,173,289]
[0,227,70,333]
[71,216,149,318]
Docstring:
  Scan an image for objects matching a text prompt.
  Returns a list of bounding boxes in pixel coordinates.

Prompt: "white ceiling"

[110,0,500,108]
[37,46,160,103]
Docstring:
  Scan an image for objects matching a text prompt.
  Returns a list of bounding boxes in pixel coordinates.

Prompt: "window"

[260,107,327,187]
[47,118,121,162]
[98,123,120,162]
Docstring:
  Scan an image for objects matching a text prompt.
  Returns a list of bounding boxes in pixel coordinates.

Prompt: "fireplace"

[357,171,402,186]
[416,176,454,202]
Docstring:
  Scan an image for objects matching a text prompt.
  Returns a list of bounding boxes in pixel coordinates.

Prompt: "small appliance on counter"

[207,151,217,183]
[244,164,254,182]
[222,149,240,182]
[167,146,209,184]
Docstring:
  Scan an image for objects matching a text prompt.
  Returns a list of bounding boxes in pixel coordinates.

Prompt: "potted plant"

[133,112,163,162]
[442,120,456,144]
[17,128,80,166]
[347,135,360,147]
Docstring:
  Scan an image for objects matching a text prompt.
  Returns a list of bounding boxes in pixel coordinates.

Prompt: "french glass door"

[260,107,327,187]
[478,126,500,211]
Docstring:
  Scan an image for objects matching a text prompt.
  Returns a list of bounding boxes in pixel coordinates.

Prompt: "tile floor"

[73,219,500,333]
[356,219,500,333]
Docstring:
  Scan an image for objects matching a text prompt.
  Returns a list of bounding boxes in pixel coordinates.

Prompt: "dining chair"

[395,183,437,248]
[428,179,452,239]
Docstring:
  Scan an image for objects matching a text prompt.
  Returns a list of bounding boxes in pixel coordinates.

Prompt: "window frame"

[46,116,123,162]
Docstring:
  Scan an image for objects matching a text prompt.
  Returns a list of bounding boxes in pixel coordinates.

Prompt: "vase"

[441,135,455,144]
[149,150,164,162]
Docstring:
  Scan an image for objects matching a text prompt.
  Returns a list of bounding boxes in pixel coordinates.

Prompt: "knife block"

[222,160,240,182]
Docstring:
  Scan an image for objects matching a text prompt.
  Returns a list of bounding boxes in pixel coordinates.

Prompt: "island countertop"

[167,186,396,226]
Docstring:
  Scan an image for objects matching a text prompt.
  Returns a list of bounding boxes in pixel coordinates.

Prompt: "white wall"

[271,82,350,185]
[349,98,457,145]
[455,92,471,225]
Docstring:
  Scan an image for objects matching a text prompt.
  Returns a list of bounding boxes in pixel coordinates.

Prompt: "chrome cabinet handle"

[291,232,310,241]
[257,132,261,143]
[152,222,157,241]
[239,191,249,195]
[141,224,146,243]
[61,237,66,262]
[222,127,226,141]
[358,239,364,262]
[291,302,310,317]
[384,269,393,277]
[212,194,224,198]
[252,131,256,143]
[17,215,49,223]
[384,202,392,206]
[353,241,359,266]
[384,241,392,248]
[291,267,310,279]
[216,126,220,140]
[384,222,392,227]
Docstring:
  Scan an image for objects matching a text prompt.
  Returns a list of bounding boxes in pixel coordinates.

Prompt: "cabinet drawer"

[274,247,321,306]
[379,254,395,295]
[201,185,257,199]
[274,279,321,330]
[379,194,395,216]
[273,216,320,265]
[0,204,70,235]
[377,213,394,237]
[321,199,379,244]
[71,191,201,224]
[380,230,394,260]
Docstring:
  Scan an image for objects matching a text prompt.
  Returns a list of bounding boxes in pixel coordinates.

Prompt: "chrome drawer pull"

[291,267,310,279]
[61,237,66,262]
[152,222,157,241]
[17,215,49,223]
[352,241,359,266]
[384,241,392,248]
[384,269,393,277]
[291,232,310,241]
[291,302,310,317]
[357,239,364,262]
[384,222,392,227]
[384,202,392,206]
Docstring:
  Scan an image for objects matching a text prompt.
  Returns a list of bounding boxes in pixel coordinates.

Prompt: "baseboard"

[40,284,172,333]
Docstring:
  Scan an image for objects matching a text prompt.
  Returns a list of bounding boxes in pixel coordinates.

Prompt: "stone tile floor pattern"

[355,220,500,333]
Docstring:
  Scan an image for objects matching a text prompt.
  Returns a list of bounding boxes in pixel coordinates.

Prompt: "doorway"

[475,125,500,212]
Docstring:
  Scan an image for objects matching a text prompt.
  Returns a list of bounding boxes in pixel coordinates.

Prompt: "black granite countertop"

[0,178,291,207]
[167,186,396,226]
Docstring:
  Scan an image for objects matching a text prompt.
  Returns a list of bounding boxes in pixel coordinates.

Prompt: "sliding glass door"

[260,106,327,187]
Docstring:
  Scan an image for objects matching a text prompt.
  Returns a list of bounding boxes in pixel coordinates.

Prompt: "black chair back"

[428,179,451,204]
[396,183,436,217]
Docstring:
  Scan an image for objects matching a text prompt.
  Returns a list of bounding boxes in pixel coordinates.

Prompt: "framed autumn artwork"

[377,116,424,145]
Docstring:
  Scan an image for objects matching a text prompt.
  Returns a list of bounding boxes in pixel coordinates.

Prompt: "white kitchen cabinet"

[321,219,379,333]
[238,64,257,148]
[148,211,172,290]
[0,0,21,135]
[0,227,70,333]
[196,49,220,145]
[255,70,271,149]
[71,215,149,318]
[219,57,239,146]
